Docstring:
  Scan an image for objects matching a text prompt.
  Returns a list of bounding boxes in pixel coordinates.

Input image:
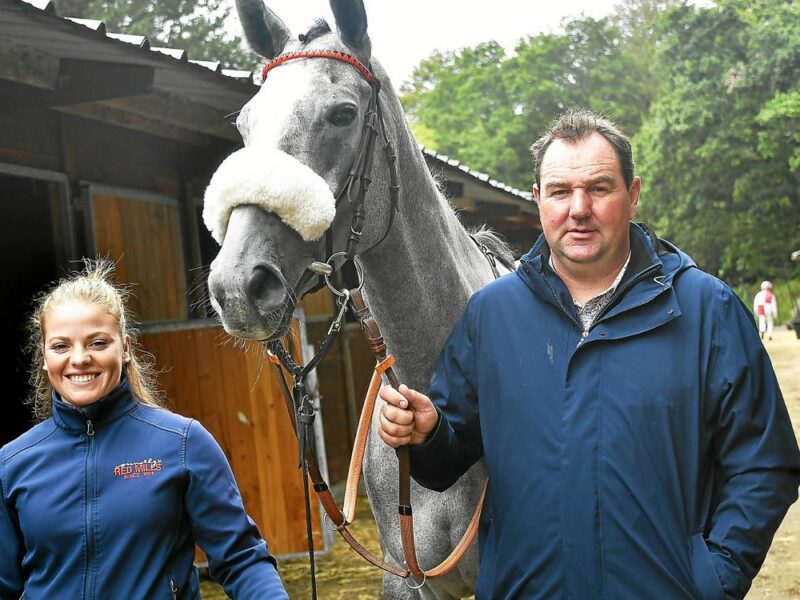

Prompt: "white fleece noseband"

[203,146,336,243]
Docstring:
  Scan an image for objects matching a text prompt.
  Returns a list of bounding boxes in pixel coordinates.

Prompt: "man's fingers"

[383,403,414,426]
[379,411,412,438]
[398,384,433,413]
[377,428,411,448]
[379,385,409,409]
[378,412,412,448]
[380,384,434,414]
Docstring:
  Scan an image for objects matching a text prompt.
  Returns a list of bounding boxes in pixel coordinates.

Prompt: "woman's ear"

[123,335,131,363]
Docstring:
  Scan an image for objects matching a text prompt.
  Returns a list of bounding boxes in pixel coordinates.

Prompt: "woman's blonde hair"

[26,258,164,421]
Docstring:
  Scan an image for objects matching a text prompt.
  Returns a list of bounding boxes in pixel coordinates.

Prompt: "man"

[753,280,778,340]
[378,110,800,599]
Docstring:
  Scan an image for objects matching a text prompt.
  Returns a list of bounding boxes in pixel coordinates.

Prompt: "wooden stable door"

[89,187,188,321]
[141,324,325,557]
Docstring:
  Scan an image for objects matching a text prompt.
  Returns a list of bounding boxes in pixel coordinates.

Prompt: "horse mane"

[470,226,516,271]
[427,160,516,271]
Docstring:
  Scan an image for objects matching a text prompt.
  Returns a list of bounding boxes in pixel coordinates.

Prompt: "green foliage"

[53,0,256,69]
[401,42,525,187]
[400,3,677,191]
[635,0,800,283]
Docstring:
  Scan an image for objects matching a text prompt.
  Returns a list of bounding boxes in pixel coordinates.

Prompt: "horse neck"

[357,132,495,390]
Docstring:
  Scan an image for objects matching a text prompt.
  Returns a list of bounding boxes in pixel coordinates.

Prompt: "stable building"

[0,0,540,557]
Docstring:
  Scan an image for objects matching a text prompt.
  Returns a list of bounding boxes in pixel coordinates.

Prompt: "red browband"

[262,50,374,83]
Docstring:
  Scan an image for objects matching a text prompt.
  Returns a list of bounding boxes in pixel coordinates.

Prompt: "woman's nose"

[70,347,90,364]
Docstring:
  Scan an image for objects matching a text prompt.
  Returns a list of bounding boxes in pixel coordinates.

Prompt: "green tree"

[401,12,664,190]
[400,42,524,187]
[635,0,800,282]
[53,0,255,69]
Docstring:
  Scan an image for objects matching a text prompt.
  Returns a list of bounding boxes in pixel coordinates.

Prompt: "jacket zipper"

[544,264,662,348]
[83,419,96,600]
[541,271,583,337]
[588,265,663,334]
[170,578,178,599]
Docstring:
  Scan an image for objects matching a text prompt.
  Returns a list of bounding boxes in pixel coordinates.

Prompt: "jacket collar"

[51,378,137,434]
[516,222,690,315]
[521,222,664,271]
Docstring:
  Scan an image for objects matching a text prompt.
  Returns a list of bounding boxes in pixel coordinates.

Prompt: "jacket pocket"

[688,533,726,600]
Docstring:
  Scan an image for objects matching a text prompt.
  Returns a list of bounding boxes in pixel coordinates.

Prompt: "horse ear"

[329,0,372,59]
[235,0,292,60]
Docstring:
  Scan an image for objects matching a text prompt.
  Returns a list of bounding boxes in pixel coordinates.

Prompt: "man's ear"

[532,183,541,204]
[628,176,641,219]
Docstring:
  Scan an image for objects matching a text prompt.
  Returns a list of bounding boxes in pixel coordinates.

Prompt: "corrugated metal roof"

[3,0,257,112]
[422,147,533,202]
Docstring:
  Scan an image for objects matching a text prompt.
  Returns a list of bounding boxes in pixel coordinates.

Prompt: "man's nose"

[569,190,592,218]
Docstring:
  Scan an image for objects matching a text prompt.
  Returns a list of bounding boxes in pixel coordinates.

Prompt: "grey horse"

[206,1,514,597]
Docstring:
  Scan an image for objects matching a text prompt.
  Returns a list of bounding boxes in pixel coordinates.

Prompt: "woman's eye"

[49,343,68,353]
[90,340,110,349]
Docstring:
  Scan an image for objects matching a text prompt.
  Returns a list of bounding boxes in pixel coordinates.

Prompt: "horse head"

[206,0,396,340]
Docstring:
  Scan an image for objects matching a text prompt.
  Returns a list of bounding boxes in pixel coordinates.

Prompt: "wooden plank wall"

[92,193,187,321]
[142,326,324,556]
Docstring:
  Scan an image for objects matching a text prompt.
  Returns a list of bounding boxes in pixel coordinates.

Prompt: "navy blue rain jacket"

[0,380,288,599]
[410,223,800,600]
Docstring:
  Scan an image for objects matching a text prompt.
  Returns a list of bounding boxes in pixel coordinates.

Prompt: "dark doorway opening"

[0,174,62,446]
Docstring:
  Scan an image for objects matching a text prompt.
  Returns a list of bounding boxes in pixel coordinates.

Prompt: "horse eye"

[327,103,358,127]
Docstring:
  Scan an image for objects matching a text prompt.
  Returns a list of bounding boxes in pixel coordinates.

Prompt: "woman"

[0,261,288,599]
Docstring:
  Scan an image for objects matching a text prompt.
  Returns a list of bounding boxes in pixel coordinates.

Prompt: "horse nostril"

[246,264,284,306]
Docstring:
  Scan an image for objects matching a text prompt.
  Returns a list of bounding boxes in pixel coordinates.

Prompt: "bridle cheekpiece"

[259,47,398,297]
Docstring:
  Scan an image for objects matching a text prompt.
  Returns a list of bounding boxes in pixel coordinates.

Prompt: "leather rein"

[260,50,486,594]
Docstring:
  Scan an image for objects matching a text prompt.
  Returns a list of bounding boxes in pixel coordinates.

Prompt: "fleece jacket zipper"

[83,419,96,600]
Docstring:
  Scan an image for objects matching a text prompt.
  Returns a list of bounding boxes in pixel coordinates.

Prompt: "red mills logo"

[113,459,163,480]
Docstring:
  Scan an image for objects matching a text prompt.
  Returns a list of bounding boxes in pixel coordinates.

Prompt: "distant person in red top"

[753,280,778,340]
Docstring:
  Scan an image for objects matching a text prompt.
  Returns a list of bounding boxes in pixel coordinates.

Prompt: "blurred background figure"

[754,280,778,340]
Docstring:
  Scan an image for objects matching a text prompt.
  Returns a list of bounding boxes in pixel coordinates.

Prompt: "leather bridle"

[262,50,400,298]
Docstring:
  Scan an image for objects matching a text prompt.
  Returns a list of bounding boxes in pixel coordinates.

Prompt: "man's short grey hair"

[530,109,635,189]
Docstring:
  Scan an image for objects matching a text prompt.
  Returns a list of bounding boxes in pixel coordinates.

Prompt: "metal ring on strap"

[405,570,427,590]
[324,252,365,297]
[322,512,344,532]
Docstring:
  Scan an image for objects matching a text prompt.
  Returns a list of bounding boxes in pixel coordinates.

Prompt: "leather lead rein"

[265,284,486,591]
